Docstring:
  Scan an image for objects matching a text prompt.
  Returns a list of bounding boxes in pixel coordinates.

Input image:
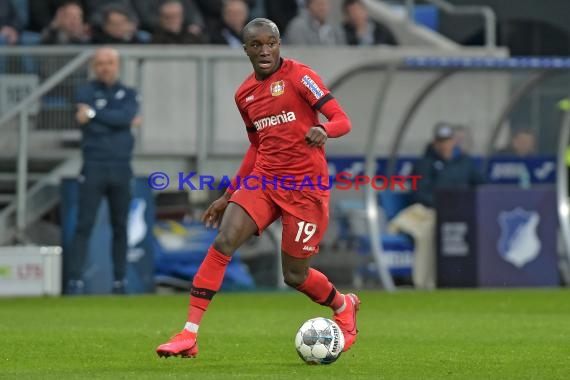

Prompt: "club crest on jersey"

[270,80,285,96]
[301,75,324,100]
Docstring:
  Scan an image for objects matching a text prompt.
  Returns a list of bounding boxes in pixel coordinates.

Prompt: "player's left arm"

[315,97,352,138]
[297,67,351,147]
[305,98,351,147]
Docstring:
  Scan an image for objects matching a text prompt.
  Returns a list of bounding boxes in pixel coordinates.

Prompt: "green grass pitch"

[1,289,569,379]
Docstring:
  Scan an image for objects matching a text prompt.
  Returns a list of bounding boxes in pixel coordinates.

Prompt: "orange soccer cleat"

[156,329,198,358]
[333,293,361,352]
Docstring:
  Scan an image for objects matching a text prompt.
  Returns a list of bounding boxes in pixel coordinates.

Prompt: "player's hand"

[201,193,232,229]
[305,126,327,147]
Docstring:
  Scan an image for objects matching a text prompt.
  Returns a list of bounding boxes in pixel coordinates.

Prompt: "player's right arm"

[226,105,259,195]
[201,105,259,228]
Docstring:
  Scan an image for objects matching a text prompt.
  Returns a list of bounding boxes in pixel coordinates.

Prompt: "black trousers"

[69,161,132,281]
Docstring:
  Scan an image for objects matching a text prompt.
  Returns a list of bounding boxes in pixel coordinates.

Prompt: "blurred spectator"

[388,122,485,289]
[411,122,485,208]
[263,0,303,33]
[38,1,88,84]
[496,129,536,157]
[82,0,132,25]
[0,0,23,45]
[131,0,205,36]
[342,0,397,46]
[66,47,140,295]
[41,1,89,44]
[453,124,474,155]
[28,0,73,33]
[195,0,256,30]
[208,0,248,48]
[151,0,206,44]
[12,0,29,30]
[284,0,345,45]
[91,4,146,44]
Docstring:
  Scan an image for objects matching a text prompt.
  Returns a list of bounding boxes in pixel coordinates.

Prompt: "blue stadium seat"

[136,30,152,43]
[334,198,367,249]
[413,5,439,31]
[20,31,42,74]
[355,233,414,281]
[334,191,414,281]
[153,221,255,290]
[378,190,413,221]
[388,4,439,31]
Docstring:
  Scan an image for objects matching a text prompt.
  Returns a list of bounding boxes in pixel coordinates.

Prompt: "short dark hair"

[160,0,183,7]
[343,0,362,10]
[242,18,280,42]
[159,0,183,14]
[223,0,247,7]
[58,0,82,9]
[102,3,138,24]
[511,128,535,141]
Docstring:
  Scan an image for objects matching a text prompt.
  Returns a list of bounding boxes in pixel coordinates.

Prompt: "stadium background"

[0,1,569,378]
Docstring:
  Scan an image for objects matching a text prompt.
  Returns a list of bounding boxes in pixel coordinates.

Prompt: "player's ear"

[242,43,247,53]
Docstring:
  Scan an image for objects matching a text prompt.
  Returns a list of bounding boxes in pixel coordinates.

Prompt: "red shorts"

[229,180,329,259]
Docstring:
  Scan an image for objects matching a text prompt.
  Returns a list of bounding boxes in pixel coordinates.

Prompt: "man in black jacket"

[67,47,140,295]
[342,0,397,46]
[91,4,145,44]
[151,0,206,44]
[412,122,484,207]
[389,122,484,289]
[207,0,248,48]
[40,1,89,45]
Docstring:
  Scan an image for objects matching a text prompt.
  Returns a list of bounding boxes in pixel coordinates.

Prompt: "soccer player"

[156,18,359,358]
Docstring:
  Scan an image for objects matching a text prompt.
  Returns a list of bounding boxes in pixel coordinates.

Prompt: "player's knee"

[283,268,308,288]
[213,231,238,256]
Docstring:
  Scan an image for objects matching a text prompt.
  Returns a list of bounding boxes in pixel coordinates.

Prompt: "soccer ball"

[295,317,344,365]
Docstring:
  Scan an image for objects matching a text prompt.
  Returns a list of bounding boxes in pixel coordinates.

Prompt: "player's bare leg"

[156,203,258,358]
[282,253,360,352]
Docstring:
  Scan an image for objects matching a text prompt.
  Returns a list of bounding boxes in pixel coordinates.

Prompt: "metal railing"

[0,50,92,241]
[404,0,497,48]
[0,47,242,242]
[0,49,84,131]
[557,108,570,276]
[362,62,400,292]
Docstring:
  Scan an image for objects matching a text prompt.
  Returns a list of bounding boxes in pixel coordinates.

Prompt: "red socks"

[185,248,343,332]
[187,246,231,329]
[296,268,345,312]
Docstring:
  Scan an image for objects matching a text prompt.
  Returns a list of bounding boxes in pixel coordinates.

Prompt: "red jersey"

[234,58,336,188]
